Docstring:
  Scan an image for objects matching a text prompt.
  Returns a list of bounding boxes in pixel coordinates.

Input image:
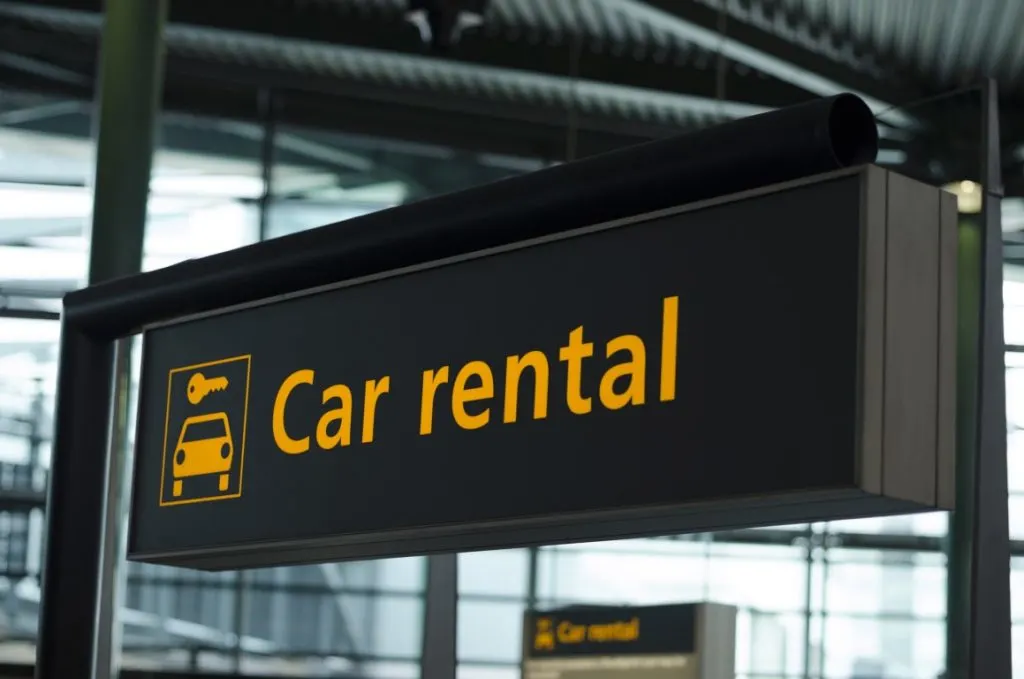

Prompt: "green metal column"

[87,0,168,285]
[37,1,167,678]
[944,216,982,678]
[92,3,169,675]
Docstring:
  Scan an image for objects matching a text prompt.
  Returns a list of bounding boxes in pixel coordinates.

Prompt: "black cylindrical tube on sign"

[70,93,878,334]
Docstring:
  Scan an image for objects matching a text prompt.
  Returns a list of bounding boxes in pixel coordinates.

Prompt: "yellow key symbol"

[187,372,229,405]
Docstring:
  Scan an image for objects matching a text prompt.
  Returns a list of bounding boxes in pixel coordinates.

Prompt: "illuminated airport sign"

[527,606,686,657]
[522,604,737,679]
[127,167,957,570]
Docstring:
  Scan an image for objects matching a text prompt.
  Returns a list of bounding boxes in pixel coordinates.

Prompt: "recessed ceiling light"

[943,180,983,214]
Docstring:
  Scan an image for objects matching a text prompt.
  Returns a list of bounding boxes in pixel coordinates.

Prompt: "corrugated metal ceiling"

[0,1,779,131]
[694,0,1024,89]
[0,0,1021,126]
[259,0,732,69]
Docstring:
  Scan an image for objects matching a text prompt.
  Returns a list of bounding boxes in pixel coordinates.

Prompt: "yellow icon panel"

[533,618,556,651]
[159,355,251,507]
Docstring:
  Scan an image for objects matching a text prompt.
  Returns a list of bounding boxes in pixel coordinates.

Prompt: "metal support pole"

[257,88,276,242]
[944,78,1011,679]
[817,531,832,677]
[525,547,539,611]
[800,527,815,679]
[231,571,247,672]
[945,210,982,678]
[86,0,167,283]
[34,329,114,678]
[93,338,134,679]
[968,77,1011,679]
[35,2,167,678]
[421,554,458,679]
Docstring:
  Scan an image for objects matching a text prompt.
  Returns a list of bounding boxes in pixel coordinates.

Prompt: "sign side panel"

[936,192,958,509]
[881,173,940,505]
[696,603,737,679]
[857,166,887,495]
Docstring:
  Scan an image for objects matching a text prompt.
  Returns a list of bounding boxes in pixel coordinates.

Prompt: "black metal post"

[34,328,115,678]
[35,1,167,677]
[945,78,1011,679]
[65,93,878,338]
[967,77,1011,679]
[421,554,458,679]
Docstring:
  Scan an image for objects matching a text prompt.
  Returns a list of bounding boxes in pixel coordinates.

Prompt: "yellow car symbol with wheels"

[172,412,234,498]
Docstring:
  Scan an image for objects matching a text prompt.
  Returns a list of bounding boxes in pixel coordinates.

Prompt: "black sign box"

[522,603,737,679]
[524,604,698,658]
[127,167,957,570]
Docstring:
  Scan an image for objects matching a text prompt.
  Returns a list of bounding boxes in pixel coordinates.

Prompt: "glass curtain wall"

[4,91,1024,678]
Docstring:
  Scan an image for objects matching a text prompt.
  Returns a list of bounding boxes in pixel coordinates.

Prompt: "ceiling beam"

[0,73,661,161]
[0,1,942,160]
[0,4,940,183]
[0,22,752,160]
[0,32,915,165]
[0,7,826,150]
[614,0,922,129]
[0,0,814,110]
[0,50,88,87]
[0,217,83,243]
[2,81,916,184]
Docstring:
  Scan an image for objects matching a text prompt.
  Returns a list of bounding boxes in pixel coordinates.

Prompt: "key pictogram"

[187,373,229,405]
[159,355,251,507]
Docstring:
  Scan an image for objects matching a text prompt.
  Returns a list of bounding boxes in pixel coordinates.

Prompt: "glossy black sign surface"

[129,175,868,569]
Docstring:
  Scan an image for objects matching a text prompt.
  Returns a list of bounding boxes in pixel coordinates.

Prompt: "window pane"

[537,542,710,605]
[824,549,946,620]
[458,665,519,679]
[706,542,808,611]
[458,600,525,663]
[460,549,529,598]
[821,615,943,679]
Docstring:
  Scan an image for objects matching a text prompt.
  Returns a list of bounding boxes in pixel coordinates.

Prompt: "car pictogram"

[172,412,234,497]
